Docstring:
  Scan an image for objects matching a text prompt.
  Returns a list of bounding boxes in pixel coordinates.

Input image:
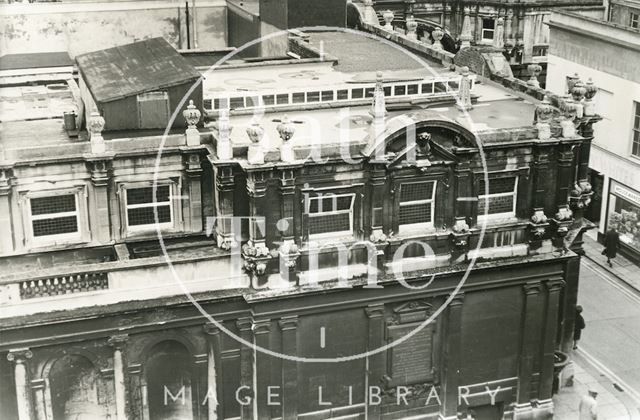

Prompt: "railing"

[19,272,109,299]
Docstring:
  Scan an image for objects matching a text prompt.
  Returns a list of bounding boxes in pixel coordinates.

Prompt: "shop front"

[604,180,640,264]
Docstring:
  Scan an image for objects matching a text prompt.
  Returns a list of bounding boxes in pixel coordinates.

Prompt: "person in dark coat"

[604,228,620,267]
[574,305,585,350]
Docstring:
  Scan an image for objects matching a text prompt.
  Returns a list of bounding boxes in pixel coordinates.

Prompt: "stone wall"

[0,1,227,58]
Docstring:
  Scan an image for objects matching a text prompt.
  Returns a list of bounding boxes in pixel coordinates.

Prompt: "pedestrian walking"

[602,227,620,268]
[579,389,598,420]
[574,305,586,350]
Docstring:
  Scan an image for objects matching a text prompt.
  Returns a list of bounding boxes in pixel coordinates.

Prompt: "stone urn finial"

[382,10,395,30]
[183,99,201,129]
[88,111,106,154]
[583,78,598,116]
[406,15,418,40]
[246,122,265,165]
[527,64,542,88]
[535,95,554,140]
[432,27,444,50]
[277,115,295,142]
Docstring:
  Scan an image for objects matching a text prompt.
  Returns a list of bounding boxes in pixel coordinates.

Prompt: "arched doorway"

[49,354,105,420]
[146,341,196,420]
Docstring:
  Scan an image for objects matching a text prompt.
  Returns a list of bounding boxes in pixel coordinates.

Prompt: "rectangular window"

[321,90,334,101]
[213,97,229,110]
[276,94,289,105]
[630,12,639,28]
[30,194,79,238]
[306,91,320,102]
[229,97,245,109]
[292,92,305,104]
[262,95,275,106]
[407,84,419,95]
[365,87,375,98]
[305,193,355,238]
[434,82,447,93]
[137,91,169,129]
[394,85,407,96]
[399,181,436,232]
[384,86,392,96]
[633,101,640,157]
[351,88,364,99]
[421,83,434,94]
[126,185,172,231]
[337,89,349,100]
[478,176,518,219]
[482,18,495,40]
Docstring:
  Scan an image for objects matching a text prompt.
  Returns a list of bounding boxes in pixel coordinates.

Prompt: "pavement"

[552,232,640,419]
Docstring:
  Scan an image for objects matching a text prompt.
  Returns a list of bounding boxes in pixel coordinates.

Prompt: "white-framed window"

[398,181,437,233]
[23,188,88,248]
[482,18,495,40]
[632,101,640,158]
[630,12,639,29]
[124,184,174,233]
[305,192,355,239]
[477,176,518,221]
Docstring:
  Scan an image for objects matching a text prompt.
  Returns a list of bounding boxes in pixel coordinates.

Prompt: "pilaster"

[540,280,565,399]
[7,348,34,420]
[236,318,254,420]
[213,165,236,249]
[108,334,129,420]
[279,169,296,242]
[365,304,385,419]
[443,293,464,418]
[183,150,204,233]
[517,282,542,406]
[204,323,224,420]
[85,154,114,244]
[253,319,271,420]
[278,316,299,420]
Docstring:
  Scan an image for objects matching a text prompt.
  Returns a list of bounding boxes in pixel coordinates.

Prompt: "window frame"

[304,192,356,240]
[630,12,639,29]
[481,18,495,41]
[22,187,88,248]
[120,181,178,235]
[632,101,640,158]
[477,176,519,222]
[398,180,437,234]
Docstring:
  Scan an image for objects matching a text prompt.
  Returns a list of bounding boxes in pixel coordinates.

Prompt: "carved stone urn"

[382,10,395,31]
[432,27,444,50]
[277,115,296,162]
[246,122,265,165]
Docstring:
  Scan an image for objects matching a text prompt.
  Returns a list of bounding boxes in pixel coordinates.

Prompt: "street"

[577,257,640,417]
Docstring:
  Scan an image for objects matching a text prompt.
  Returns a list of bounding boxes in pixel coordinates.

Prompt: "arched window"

[146,341,195,420]
[49,355,104,420]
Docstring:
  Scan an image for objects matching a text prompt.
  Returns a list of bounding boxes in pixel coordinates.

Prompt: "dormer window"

[398,181,437,233]
[477,176,518,221]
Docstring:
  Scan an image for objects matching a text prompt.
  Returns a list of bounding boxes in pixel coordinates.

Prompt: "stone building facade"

[0,28,599,420]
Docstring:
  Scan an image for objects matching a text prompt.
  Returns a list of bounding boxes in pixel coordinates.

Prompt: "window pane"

[262,95,275,106]
[365,87,375,98]
[309,213,350,235]
[229,97,244,109]
[400,182,434,202]
[479,177,516,195]
[127,205,171,226]
[321,91,334,101]
[337,89,349,100]
[292,92,305,103]
[33,216,78,237]
[127,186,170,205]
[31,195,76,215]
[421,83,433,94]
[352,88,364,99]
[384,86,392,96]
[276,94,289,105]
[394,85,406,96]
[407,84,419,95]
[307,91,320,102]
[434,82,447,93]
[478,195,514,215]
[448,80,460,91]
[400,202,432,225]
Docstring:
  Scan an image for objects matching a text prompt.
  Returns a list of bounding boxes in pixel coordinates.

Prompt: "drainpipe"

[192,0,198,49]
[185,1,191,49]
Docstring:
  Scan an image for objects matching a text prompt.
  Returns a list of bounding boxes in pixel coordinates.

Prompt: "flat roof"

[0,52,73,72]
[0,83,76,122]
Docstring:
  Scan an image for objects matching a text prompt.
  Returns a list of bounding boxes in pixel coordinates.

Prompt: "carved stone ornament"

[183,99,201,129]
[406,15,418,39]
[277,115,295,142]
[527,64,542,88]
[88,111,105,138]
[382,10,395,30]
[432,27,444,50]
[583,78,598,116]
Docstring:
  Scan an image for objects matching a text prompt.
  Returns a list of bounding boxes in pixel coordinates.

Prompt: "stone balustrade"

[20,272,109,299]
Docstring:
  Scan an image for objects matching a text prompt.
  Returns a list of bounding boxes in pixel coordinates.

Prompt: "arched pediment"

[362,114,478,168]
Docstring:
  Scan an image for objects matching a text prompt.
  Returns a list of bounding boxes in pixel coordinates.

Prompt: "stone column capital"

[253,319,271,335]
[523,281,542,295]
[203,322,221,336]
[107,334,129,349]
[546,279,565,292]
[365,304,385,319]
[278,315,299,331]
[450,292,465,307]
[236,317,253,332]
[7,348,32,363]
